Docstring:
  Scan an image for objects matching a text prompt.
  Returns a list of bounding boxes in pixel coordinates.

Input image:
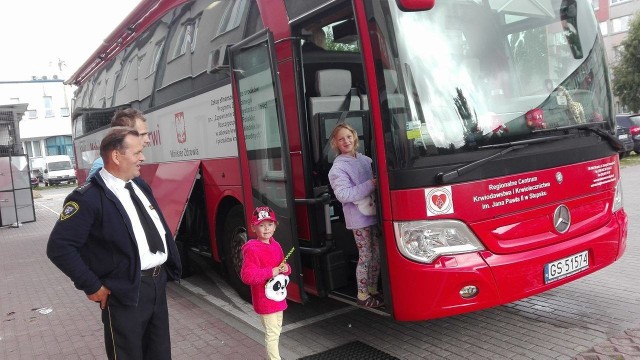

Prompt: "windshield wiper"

[532,121,623,151]
[436,144,527,184]
[436,135,572,184]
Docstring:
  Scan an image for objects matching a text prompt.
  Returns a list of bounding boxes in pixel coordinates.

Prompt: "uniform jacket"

[328,152,377,230]
[46,174,182,306]
[240,238,291,315]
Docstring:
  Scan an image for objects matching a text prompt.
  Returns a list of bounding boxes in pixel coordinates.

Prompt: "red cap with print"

[251,206,278,226]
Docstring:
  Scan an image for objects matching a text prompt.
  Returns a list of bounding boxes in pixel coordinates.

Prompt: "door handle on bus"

[294,193,331,205]
[295,193,334,255]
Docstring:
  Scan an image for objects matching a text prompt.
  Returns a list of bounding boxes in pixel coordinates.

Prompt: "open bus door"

[229,30,305,303]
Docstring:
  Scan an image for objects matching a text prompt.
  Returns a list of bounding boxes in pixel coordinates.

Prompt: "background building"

[0,74,74,176]
[594,0,640,113]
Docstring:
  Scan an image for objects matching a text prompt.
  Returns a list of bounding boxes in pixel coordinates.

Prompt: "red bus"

[68,0,627,321]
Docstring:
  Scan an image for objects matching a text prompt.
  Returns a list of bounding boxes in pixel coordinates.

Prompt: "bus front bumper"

[385,212,626,321]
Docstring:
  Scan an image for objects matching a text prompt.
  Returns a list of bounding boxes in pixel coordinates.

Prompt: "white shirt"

[100,168,168,270]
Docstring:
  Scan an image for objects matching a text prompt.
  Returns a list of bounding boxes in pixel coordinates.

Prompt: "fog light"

[460,285,478,299]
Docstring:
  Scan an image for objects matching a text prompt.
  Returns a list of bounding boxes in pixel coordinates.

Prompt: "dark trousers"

[101,268,171,360]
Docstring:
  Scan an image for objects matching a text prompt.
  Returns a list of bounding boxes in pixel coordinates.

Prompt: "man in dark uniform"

[47,127,181,360]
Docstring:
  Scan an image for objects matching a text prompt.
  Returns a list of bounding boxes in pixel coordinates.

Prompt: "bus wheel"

[223,206,251,301]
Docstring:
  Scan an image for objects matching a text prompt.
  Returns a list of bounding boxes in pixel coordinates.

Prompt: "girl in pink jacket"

[240,206,291,360]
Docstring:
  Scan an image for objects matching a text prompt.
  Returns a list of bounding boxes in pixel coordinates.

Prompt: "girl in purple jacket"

[240,206,291,360]
[328,123,383,308]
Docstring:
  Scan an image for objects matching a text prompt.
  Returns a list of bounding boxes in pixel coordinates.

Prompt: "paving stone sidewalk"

[0,202,267,360]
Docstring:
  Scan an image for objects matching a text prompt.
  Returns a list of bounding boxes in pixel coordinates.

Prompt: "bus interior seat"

[309,69,362,167]
[301,51,365,97]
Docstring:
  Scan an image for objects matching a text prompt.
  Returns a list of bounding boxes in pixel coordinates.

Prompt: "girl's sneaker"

[357,296,384,308]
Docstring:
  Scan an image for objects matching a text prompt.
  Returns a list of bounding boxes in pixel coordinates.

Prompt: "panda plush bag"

[264,247,295,301]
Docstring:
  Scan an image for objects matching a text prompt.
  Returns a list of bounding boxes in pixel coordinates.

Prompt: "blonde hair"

[330,123,359,155]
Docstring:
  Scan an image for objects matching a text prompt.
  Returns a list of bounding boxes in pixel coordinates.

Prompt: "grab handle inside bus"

[295,193,333,245]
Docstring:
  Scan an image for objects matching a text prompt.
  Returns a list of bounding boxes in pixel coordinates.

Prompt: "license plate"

[618,134,629,139]
[544,250,589,284]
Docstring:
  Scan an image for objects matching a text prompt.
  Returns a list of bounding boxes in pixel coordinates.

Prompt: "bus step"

[327,293,390,317]
[188,247,212,258]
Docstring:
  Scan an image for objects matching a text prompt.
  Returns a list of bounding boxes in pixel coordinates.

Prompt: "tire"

[223,205,251,302]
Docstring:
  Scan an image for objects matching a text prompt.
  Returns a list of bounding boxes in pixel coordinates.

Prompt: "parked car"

[30,171,39,188]
[43,155,76,186]
[615,113,640,154]
[615,124,634,158]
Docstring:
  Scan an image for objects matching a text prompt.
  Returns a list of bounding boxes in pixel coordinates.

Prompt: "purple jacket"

[328,153,377,230]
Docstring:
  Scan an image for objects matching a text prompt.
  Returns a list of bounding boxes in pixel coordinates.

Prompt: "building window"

[24,141,33,157]
[43,96,54,117]
[45,135,73,157]
[90,81,100,105]
[60,107,70,117]
[614,45,624,62]
[120,59,135,88]
[33,141,42,156]
[190,19,199,53]
[610,0,630,5]
[217,0,248,36]
[149,40,165,75]
[612,15,630,33]
[27,110,37,119]
[173,19,198,59]
[599,21,608,36]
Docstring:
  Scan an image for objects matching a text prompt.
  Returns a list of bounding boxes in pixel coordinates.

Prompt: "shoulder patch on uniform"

[60,201,79,220]
[75,182,93,194]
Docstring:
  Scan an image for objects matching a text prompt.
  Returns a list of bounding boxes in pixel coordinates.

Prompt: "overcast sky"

[0,0,142,81]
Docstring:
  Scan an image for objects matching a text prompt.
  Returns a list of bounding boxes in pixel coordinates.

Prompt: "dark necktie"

[124,182,165,254]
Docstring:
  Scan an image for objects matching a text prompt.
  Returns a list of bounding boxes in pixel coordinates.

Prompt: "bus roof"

[65,0,187,86]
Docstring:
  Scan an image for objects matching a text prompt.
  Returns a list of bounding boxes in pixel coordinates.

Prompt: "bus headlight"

[612,180,623,212]
[394,220,485,264]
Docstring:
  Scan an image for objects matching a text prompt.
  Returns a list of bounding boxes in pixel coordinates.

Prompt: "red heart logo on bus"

[431,194,447,209]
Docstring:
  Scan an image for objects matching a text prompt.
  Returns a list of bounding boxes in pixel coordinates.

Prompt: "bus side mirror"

[208,44,232,74]
[395,0,435,11]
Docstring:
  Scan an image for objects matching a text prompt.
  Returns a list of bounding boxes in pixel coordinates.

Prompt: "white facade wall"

[600,0,640,113]
[0,78,75,171]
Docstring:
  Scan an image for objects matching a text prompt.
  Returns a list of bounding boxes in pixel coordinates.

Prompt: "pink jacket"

[240,238,291,314]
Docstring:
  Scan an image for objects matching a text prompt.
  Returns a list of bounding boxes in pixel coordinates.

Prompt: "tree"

[612,13,640,112]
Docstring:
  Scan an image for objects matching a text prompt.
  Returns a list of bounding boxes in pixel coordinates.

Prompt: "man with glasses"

[86,108,151,181]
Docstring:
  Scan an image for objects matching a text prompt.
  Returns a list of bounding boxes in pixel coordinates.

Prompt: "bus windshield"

[369,0,611,171]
